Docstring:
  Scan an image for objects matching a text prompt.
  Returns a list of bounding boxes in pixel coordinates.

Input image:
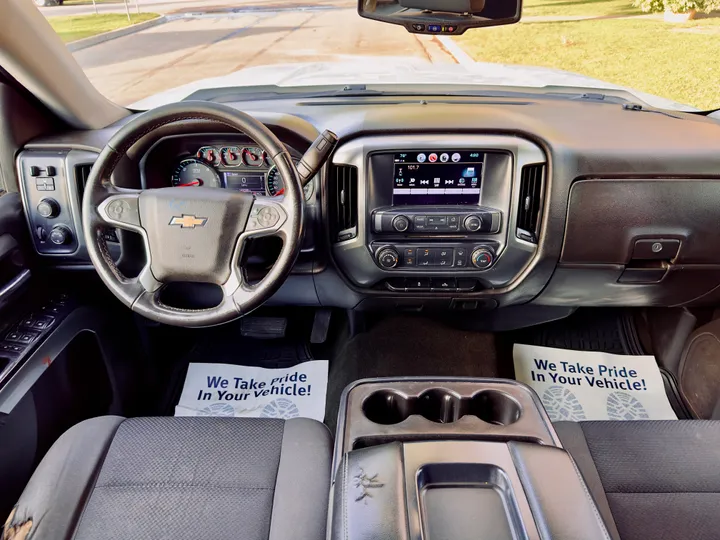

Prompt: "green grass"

[455,18,720,109]
[521,0,643,18]
[49,12,159,42]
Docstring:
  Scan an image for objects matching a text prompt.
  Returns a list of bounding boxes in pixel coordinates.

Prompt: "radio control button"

[427,216,447,225]
[392,215,410,232]
[413,216,427,231]
[464,215,483,232]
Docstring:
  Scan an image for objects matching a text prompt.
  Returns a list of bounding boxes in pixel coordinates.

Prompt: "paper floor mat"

[514,344,676,421]
[175,360,328,422]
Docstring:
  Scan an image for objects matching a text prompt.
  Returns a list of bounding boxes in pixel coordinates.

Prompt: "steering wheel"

[82,102,304,327]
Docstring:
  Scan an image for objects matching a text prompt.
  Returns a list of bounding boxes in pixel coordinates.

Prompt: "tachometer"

[172,158,222,188]
[242,147,266,167]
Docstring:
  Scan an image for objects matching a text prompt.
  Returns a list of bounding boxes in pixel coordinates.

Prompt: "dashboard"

[15,94,720,324]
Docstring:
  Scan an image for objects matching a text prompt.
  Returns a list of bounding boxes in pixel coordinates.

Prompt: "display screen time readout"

[393,151,483,205]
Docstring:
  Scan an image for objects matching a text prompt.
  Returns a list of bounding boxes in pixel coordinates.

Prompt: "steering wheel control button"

[37,198,60,218]
[376,247,400,269]
[104,196,141,227]
[49,226,72,245]
[471,247,494,269]
[392,215,410,232]
[463,215,483,232]
[632,239,680,260]
[257,206,280,228]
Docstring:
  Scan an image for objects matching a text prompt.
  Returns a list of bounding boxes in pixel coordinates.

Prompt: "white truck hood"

[129,57,695,112]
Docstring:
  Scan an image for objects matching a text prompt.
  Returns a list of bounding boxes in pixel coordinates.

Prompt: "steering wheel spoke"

[96,190,143,233]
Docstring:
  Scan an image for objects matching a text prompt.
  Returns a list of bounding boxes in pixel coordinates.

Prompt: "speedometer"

[266,165,284,197]
[171,158,222,188]
[266,165,314,200]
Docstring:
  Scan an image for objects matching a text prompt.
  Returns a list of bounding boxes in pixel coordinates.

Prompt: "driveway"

[72,6,459,105]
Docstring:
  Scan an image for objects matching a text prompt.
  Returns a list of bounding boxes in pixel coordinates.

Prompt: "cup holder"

[469,390,522,426]
[362,388,522,426]
[362,390,414,425]
[418,389,463,423]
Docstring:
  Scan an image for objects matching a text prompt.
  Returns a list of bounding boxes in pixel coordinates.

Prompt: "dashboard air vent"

[75,163,94,202]
[329,165,358,242]
[516,163,545,243]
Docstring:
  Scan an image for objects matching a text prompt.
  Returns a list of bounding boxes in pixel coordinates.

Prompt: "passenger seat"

[556,421,720,540]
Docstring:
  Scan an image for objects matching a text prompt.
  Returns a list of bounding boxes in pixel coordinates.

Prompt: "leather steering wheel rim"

[82,101,304,327]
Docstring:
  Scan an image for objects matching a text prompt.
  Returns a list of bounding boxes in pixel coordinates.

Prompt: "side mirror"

[358,0,521,35]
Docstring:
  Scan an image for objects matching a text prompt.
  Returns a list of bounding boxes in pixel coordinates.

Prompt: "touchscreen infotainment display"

[393,151,483,205]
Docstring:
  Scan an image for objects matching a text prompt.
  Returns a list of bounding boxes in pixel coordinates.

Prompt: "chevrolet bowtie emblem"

[169,215,208,229]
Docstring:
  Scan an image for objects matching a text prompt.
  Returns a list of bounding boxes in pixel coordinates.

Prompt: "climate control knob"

[463,214,483,232]
[471,247,494,269]
[37,198,60,218]
[376,246,400,269]
[49,226,72,246]
[392,215,410,232]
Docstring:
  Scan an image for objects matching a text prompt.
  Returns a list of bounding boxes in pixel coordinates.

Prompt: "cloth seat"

[3,416,332,540]
[556,420,720,540]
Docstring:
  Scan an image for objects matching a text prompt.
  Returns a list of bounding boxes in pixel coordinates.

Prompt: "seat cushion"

[4,416,332,540]
[556,420,720,540]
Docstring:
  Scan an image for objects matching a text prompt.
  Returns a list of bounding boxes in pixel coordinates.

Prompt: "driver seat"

[2,416,332,540]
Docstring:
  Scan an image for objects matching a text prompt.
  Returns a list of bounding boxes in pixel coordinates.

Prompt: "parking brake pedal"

[240,317,287,339]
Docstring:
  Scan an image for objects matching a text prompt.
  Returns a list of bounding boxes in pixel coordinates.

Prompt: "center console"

[330,135,546,296]
[330,378,611,540]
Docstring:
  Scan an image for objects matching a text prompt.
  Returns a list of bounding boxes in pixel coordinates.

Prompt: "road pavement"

[72,6,460,105]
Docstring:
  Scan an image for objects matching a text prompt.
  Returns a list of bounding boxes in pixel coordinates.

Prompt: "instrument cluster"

[170,145,313,200]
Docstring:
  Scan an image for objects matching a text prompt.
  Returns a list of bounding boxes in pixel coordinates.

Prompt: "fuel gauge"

[221,146,242,167]
[196,146,221,166]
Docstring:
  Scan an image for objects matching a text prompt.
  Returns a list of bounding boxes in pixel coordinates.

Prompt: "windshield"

[39,0,720,111]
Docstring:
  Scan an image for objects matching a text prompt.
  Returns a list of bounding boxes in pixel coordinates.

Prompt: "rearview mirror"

[358,0,521,35]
